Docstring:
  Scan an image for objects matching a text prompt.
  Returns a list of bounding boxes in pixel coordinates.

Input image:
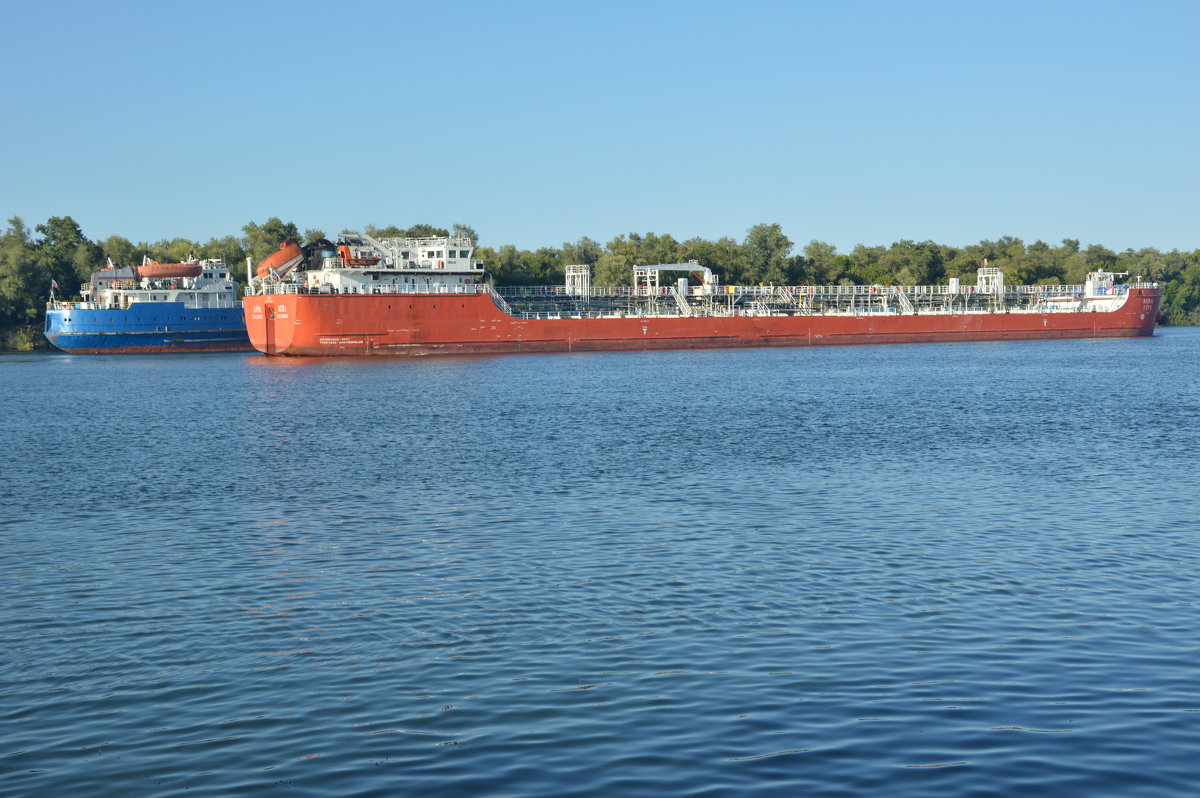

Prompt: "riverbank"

[1,325,51,352]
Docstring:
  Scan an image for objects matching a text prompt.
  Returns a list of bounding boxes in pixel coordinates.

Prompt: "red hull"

[243,289,1162,357]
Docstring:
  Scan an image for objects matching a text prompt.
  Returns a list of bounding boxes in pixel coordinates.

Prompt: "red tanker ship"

[242,233,1161,357]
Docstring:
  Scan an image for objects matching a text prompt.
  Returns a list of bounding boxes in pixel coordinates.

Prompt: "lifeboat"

[256,240,305,279]
[137,261,203,279]
[337,244,380,267]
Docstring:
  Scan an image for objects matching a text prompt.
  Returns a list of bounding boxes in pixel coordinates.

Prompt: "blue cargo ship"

[44,258,252,353]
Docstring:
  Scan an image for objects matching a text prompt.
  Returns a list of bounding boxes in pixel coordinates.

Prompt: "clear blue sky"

[3,0,1197,253]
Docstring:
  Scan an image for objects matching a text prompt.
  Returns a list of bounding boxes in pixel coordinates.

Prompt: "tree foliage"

[200,236,250,283]
[34,216,99,298]
[561,236,603,267]
[1,217,40,326]
[452,223,479,244]
[101,235,141,269]
[742,223,793,285]
[243,218,300,263]
[3,215,1199,345]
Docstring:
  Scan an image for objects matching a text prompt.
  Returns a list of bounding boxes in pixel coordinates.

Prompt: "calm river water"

[2,329,1198,797]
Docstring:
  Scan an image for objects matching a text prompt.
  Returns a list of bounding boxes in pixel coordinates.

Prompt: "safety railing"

[318,257,485,272]
[482,283,515,316]
[249,278,1158,306]
[48,299,242,310]
[250,282,491,296]
[491,281,1129,300]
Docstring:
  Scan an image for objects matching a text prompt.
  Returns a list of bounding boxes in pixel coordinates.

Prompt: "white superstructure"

[57,259,240,311]
[296,234,484,294]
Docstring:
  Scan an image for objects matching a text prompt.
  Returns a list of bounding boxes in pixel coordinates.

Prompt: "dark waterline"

[2,330,1198,796]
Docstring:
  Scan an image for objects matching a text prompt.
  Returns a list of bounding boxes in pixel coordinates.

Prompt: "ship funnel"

[256,240,304,279]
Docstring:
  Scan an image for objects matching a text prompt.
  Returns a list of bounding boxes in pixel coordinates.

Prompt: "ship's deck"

[495,283,1142,320]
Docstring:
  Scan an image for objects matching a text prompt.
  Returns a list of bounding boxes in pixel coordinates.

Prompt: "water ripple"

[2,333,1199,795]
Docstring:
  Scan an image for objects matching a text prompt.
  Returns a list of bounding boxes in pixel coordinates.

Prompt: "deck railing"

[318,257,485,272]
[247,279,1158,316]
[250,283,490,296]
[48,299,242,310]
[490,281,1155,300]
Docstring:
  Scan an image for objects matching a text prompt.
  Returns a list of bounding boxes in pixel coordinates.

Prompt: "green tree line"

[4,215,1198,348]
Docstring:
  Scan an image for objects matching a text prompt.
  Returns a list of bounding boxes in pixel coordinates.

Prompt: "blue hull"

[44,303,252,353]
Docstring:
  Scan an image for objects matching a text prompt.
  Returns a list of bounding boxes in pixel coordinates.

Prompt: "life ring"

[437,260,444,268]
